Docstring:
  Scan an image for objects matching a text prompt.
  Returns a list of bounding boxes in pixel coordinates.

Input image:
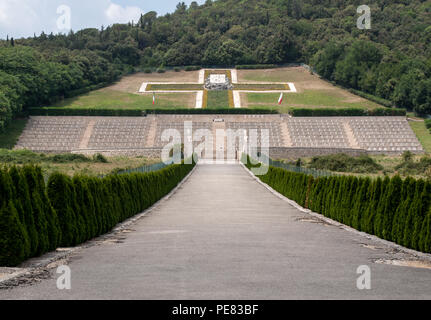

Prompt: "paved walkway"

[1,164,431,299]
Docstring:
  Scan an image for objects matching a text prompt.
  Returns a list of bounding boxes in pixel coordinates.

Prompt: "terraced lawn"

[239,67,384,112]
[206,90,231,109]
[410,121,431,153]
[48,89,195,109]
[243,89,381,112]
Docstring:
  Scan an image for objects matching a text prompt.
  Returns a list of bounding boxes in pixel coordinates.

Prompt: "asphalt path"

[1,164,431,299]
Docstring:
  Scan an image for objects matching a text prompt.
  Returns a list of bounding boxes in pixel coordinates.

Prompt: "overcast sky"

[0,0,205,39]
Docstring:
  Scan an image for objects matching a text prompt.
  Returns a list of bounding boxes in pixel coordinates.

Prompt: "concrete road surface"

[1,164,431,300]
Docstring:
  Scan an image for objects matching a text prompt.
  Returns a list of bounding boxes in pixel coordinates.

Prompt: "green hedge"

[143,109,279,115]
[235,64,278,69]
[245,157,431,254]
[289,108,406,117]
[28,108,143,117]
[184,66,202,71]
[348,89,393,108]
[425,119,431,133]
[0,162,195,266]
[27,108,279,116]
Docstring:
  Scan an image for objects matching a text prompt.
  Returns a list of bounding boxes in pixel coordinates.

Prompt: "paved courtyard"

[1,164,431,300]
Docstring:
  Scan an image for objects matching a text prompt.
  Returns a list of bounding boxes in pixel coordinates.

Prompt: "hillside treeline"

[1,0,430,131]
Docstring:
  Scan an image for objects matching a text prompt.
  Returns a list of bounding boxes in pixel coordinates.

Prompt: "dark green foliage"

[425,119,431,134]
[47,173,78,247]
[28,108,143,117]
[380,176,403,241]
[420,207,431,253]
[351,178,371,231]
[0,201,28,266]
[0,161,195,266]
[245,156,431,253]
[35,167,61,250]
[28,107,278,116]
[403,180,425,249]
[93,153,108,163]
[391,177,416,244]
[412,182,431,251]
[235,64,278,69]
[395,156,431,176]
[8,166,38,256]
[184,66,201,71]
[308,154,383,174]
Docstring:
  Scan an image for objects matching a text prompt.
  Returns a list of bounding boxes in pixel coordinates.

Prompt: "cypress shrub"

[374,177,391,238]
[22,166,50,255]
[351,178,371,231]
[0,201,28,266]
[73,176,95,242]
[1,168,31,259]
[412,181,431,251]
[403,180,425,249]
[47,173,78,247]
[391,177,416,244]
[420,207,431,253]
[0,167,13,208]
[9,166,39,256]
[380,176,403,241]
[35,167,61,250]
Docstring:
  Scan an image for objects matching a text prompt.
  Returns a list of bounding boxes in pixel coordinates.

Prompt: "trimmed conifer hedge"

[27,108,279,116]
[289,108,406,117]
[0,162,195,266]
[245,157,431,254]
[28,108,143,117]
[235,64,278,69]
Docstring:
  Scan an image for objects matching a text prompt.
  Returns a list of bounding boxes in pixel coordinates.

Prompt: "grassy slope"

[239,67,383,111]
[0,118,28,149]
[410,121,431,153]
[245,90,381,112]
[206,90,230,109]
[47,89,194,109]
[0,149,159,177]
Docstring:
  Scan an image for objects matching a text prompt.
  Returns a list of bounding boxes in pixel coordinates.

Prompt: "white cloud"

[0,0,207,39]
[0,0,41,37]
[105,3,144,24]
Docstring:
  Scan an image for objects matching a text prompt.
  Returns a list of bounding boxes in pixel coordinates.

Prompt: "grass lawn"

[206,90,230,109]
[0,149,159,177]
[0,118,28,149]
[409,121,431,153]
[245,90,382,112]
[238,68,306,82]
[147,84,204,91]
[48,89,195,109]
[234,83,288,90]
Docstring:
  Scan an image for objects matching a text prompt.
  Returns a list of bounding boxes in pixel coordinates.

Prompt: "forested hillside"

[0,0,430,131]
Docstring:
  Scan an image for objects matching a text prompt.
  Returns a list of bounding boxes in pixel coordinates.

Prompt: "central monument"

[204,73,233,90]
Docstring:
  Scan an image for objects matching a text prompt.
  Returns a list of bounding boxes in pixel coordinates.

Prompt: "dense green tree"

[351,178,371,231]
[47,173,78,247]
[8,166,38,256]
[0,201,28,266]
